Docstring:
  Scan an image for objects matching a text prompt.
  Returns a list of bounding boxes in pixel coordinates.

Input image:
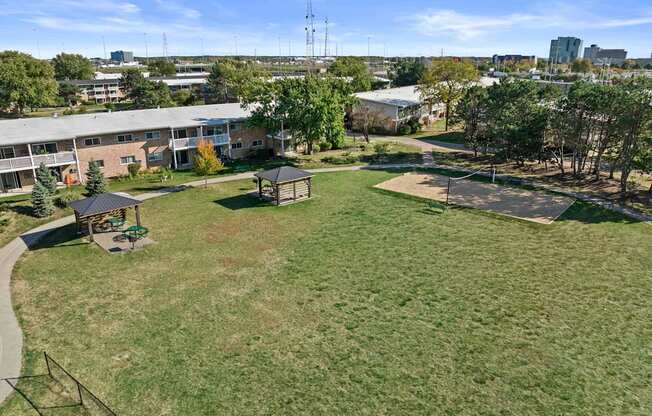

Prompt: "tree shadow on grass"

[556,201,640,225]
[22,223,89,251]
[214,193,269,211]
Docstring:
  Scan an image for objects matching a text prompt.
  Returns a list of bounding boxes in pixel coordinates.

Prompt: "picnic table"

[106,217,126,231]
[123,225,149,241]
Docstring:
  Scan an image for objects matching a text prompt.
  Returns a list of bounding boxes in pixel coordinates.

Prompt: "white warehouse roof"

[0,103,252,146]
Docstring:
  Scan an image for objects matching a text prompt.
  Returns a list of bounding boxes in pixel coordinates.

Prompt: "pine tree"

[32,181,54,218]
[35,163,57,195]
[85,160,107,196]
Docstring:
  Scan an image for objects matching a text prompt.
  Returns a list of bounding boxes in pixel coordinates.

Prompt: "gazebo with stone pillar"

[69,193,143,241]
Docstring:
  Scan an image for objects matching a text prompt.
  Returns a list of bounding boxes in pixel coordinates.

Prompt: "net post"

[446,177,452,205]
[77,380,84,406]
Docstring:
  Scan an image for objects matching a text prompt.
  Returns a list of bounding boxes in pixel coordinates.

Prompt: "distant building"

[492,54,537,66]
[583,44,627,65]
[549,37,583,64]
[110,50,134,63]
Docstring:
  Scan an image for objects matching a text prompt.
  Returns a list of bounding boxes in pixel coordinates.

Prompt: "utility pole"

[102,35,107,60]
[163,33,169,60]
[324,17,329,57]
[234,35,238,57]
[367,36,371,59]
[278,36,282,74]
[144,33,149,64]
[305,0,315,60]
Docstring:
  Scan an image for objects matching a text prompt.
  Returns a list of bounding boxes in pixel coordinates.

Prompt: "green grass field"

[2,170,651,415]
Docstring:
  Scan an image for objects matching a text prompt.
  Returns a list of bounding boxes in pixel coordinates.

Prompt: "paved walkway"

[0,162,650,405]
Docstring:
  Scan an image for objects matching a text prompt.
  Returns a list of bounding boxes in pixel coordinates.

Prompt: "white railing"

[0,152,76,173]
[172,134,230,150]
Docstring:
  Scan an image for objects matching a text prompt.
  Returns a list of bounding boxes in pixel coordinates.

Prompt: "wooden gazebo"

[254,166,314,206]
[69,193,143,241]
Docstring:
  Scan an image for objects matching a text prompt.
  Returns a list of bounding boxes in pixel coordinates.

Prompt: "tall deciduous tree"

[52,53,94,80]
[452,85,489,156]
[58,82,81,106]
[130,81,175,109]
[207,60,268,104]
[391,59,426,87]
[85,160,107,196]
[193,139,223,187]
[147,60,176,77]
[417,58,479,131]
[0,51,58,115]
[328,57,373,92]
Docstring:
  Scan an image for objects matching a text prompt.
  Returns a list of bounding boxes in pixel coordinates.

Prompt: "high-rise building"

[583,44,627,64]
[110,50,134,63]
[549,37,583,64]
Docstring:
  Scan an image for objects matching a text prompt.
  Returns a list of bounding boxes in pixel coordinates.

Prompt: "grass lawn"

[2,171,651,415]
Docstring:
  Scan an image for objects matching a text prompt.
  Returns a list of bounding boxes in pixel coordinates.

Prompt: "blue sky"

[1,0,651,58]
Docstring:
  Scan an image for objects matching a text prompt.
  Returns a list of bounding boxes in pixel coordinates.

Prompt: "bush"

[398,124,412,135]
[319,141,333,151]
[55,191,78,208]
[373,142,391,155]
[312,144,321,153]
[321,154,359,165]
[407,119,422,134]
[127,162,142,178]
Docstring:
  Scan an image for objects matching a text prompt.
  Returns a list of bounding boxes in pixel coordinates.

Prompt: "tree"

[571,59,593,74]
[0,51,58,115]
[36,163,57,195]
[452,86,489,156]
[52,53,94,80]
[207,60,267,104]
[633,136,652,194]
[58,82,81,106]
[243,75,352,154]
[352,106,387,143]
[147,60,176,77]
[328,57,373,92]
[193,139,223,187]
[31,181,54,218]
[121,69,147,94]
[172,89,194,106]
[130,81,175,109]
[85,160,107,196]
[391,59,426,87]
[417,58,479,131]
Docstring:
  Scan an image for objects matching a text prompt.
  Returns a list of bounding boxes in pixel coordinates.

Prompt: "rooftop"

[70,192,141,217]
[255,166,314,184]
[0,103,252,146]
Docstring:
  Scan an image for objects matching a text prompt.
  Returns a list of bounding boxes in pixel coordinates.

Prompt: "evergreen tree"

[31,181,54,218]
[35,162,57,195]
[85,160,107,196]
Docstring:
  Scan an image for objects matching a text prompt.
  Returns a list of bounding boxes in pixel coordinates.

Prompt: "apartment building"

[0,104,270,193]
[69,79,126,104]
[583,44,628,65]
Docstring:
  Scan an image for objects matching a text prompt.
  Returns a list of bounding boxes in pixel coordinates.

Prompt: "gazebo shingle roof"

[254,166,314,184]
[69,193,141,217]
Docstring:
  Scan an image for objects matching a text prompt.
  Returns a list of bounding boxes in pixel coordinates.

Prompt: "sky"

[0,0,651,59]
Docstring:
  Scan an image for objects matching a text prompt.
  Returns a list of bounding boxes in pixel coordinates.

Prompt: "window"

[206,125,225,136]
[230,123,242,132]
[147,152,164,162]
[252,140,264,148]
[174,129,188,140]
[145,131,160,140]
[0,146,15,159]
[231,142,243,150]
[117,134,133,143]
[84,137,101,146]
[32,143,58,155]
[120,156,136,165]
[89,160,104,168]
[189,128,199,138]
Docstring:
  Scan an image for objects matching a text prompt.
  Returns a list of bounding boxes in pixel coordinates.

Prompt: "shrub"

[373,142,391,155]
[158,167,173,182]
[312,144,321,153]
[321,154,359,165]
[319,141,333,151]
[398,124,412,135]
[55,190,78,208]
[127,162,142,178]
[408,119,422,134]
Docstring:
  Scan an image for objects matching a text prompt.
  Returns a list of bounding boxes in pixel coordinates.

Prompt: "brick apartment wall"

[76,128,173,178]
[229,126,269,159]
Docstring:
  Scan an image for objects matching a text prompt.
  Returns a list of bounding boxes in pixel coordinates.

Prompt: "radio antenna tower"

[163,33,169,60]
[305,0,315,59]
[324,17,329,57]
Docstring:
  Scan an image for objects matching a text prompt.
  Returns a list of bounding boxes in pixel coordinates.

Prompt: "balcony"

[0,152,77,174]
[172,134,230,150]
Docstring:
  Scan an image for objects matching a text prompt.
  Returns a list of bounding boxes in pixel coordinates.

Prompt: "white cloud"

[155,0,201,20]
[405,8,652,40]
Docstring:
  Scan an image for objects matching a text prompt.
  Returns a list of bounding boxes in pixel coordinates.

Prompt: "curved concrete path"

[1,163,650,405]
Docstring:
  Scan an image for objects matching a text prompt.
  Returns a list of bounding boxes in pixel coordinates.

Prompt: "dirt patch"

[375,173,575,224]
